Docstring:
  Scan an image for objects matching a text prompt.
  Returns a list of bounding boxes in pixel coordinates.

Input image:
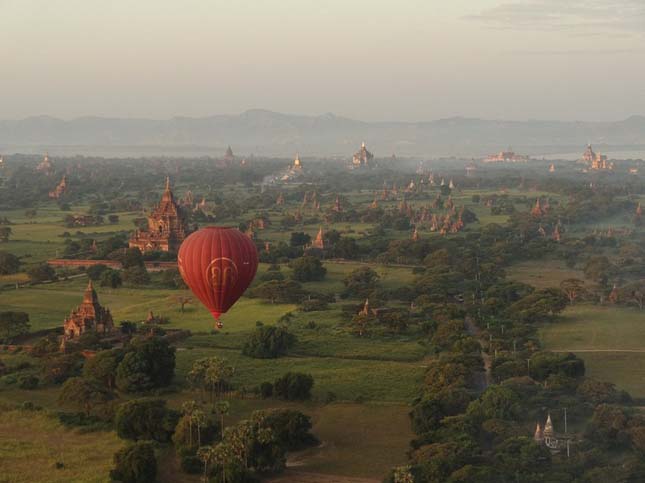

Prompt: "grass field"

[508,259,585,289]
[0,277,296,333]
[175,346,424,403]
[0,410,123,483]
[540,304,645,398]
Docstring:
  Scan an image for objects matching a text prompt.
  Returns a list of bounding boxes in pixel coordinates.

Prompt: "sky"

[1,0,644,122]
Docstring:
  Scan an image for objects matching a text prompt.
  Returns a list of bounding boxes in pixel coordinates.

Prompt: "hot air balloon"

[178,227,258,328]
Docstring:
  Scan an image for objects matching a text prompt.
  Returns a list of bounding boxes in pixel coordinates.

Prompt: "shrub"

[18,374,39,389]
[242,326,296,359]
[110,441,157,483]
[86,264,109,281]
[263,409,318,450]
[27,263,57,283]
[100,269,122,288]
[260,382,273,398]
[115,337,175,393]
[273,372,314,401]
[115,399,179,442]
[289,256,327,282]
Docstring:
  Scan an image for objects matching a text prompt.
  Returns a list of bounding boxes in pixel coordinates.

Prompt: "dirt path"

[264,470,379,483]
[552,349,645,353]
[465,316,492,390]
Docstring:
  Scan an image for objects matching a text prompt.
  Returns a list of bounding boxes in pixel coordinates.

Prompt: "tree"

[187,357,235,401]
[27,263,57,283]
[584,255,614,285]
[0,226,11,243]
[174,403,219,455]
[560,278,586,304]
[83,348,123,389]
[115,399,179,442]
[273,372,314,400]
[290,232,311,247]
[100,269,122,288]
[176,296,192,313]
[342,266,380,298]
[528,351,585,381]
[122,265,150,286]
[0,251,20,275]
[0,311,30,341]
[115,337,176,392]
[242,326,296,359]
[506,288,567,323]
[248,280,307,304]
[110,441,157,483]
[123,247,144,268]
[289,256,327,282]
[86,264,109,280]
[58,377,113,416]
[214,401,230,434]
[160,268,186,288]
[466,386,521,422]
[262,408,317,450]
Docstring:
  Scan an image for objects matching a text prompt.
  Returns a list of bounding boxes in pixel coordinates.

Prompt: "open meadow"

[540,304,645,398]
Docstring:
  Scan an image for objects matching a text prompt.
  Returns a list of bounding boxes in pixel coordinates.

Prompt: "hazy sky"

[1,0,644,121]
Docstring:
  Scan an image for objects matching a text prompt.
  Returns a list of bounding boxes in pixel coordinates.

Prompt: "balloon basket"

[216,320,224,330]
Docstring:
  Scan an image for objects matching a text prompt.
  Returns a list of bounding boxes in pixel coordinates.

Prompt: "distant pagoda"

[352,142,373,168]
[311,227,324,249]
[129,177,188,252]
[37,153,54,174]
[49,175,67,199]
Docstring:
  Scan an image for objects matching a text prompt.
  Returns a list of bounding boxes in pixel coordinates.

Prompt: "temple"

[224,146,235,163]
[292,153,303,171]
[534,413,572,453]
[37,153,54,174]
[352,142,374,168]
[49,175,67,199]
[483,148,529,164]
[582,144,613,170]
[311,227,324,249]
[63,280,114,339]
[129,177,188,253]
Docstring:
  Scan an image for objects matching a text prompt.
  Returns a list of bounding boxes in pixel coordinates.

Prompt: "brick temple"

[129,177,189,253]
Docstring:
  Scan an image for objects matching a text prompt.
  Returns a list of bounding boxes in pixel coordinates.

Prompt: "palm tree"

[214,400,230,438]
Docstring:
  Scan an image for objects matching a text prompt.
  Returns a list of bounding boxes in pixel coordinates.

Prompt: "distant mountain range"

[2,110,645,158]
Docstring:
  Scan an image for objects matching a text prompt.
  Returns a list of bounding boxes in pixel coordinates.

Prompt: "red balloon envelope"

[178,227,258,325]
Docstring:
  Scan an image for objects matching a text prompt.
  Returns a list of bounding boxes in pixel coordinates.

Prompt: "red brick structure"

[49,175,67,199]
[129,177,188,253]
[63,280,114,339]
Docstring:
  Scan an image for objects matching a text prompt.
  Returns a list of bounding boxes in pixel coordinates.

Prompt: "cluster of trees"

[242,326,296,359]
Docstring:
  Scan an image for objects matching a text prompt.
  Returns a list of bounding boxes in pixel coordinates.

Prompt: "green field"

[540,304,645,398]
[0,277,296,333]
[508,259,585,289]
[0,410,123,483]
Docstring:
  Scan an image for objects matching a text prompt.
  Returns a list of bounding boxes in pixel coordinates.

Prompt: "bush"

[260,382,273,398]
[301,299,328,312]
[18,374,39,389]
[86,264,109,281]
[0,251,20,275]
[122,266,150,286]
[263,409,318,450]
[242,326,296,359]
[115,337,176,393]
[115,399,179,442]
[273,372,314,401]
[27,263,57,283]
[110,441,157,483]
[100,269,122,288]
[289,256,327,282]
